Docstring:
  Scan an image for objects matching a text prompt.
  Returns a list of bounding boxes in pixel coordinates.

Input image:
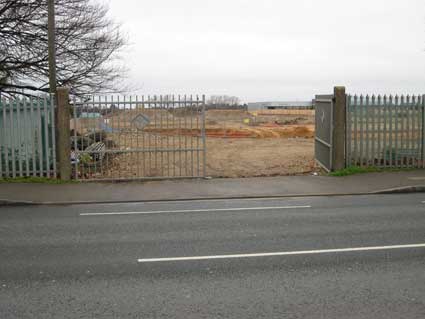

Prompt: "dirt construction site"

[203,109,315,177]
[72,108,315,179]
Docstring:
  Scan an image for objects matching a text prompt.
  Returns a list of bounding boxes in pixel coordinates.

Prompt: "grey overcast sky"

[108,0,425,102]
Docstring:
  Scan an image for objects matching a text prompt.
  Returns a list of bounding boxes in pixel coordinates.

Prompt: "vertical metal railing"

[347,94,424,169]
[0,96,56,178]
[0,96,5,177]
[71,94,206,181]
[202,95,207,177]
[422,95,425,168]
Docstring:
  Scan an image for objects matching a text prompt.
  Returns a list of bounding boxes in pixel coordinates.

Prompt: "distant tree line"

[207,95,240,107]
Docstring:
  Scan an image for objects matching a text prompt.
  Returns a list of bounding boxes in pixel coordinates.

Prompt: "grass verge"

[330,166,418,177]
[0,177,78,184]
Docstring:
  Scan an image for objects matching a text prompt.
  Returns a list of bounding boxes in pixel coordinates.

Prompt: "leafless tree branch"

[0,0,128,97]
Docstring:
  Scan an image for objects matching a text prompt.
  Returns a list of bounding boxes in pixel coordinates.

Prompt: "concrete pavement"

[1,170,425,205]
[1,194,425,318]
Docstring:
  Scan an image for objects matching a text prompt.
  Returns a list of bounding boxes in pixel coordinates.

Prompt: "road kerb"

[1,185,425,206]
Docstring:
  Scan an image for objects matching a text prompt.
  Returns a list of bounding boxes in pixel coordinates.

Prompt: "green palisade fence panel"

[0,97,56,178]
[347,94,424,169]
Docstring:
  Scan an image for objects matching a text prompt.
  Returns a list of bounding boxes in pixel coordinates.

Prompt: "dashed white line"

[80,205,312,216]
[137,243,425,263]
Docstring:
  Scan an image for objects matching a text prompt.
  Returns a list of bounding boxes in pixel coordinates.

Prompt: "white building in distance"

[247,101,313,111]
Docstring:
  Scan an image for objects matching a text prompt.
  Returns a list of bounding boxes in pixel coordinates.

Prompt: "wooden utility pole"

[47,0,57,94]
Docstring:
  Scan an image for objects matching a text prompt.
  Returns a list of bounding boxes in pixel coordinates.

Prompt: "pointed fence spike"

[353,95,358,107]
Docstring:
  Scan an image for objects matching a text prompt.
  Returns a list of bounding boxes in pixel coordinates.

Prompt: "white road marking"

[137,243,425,263]
[408,177,425,181]
[86,197,309,207]
[80,205,311,216]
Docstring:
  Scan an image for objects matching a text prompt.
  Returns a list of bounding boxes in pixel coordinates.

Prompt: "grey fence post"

[422,95,425,168]
[333,86,346,171]
[56,87,71,180]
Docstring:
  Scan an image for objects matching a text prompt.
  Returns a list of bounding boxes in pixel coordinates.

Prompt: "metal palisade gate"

[0,96,57,178]
[71,95,206,181]
[346,94,425,168]
[314,95,334,172]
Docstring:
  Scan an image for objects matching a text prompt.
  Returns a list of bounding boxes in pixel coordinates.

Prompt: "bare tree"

[0,0,127,97]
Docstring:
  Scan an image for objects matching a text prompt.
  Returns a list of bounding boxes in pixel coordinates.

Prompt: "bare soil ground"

[75,109,316,179]
[206,138,315,178]
[203,109,315,177]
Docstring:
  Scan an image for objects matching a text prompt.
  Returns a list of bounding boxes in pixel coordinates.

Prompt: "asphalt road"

[1,194,425,318]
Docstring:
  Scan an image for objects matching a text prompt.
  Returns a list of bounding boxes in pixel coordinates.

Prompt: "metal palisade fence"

[0,96,57,178]
[346,94,425,168]
[71,95,206,181]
